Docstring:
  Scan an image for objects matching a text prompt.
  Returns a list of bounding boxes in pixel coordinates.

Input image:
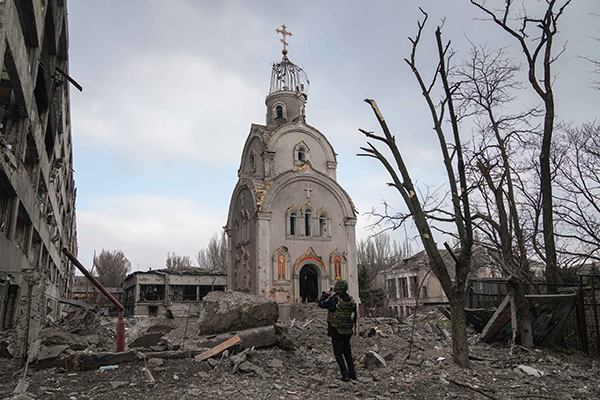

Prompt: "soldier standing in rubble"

[319,279,357,382]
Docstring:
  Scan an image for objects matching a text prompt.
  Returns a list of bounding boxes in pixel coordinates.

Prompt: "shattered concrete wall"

[0,0,78,359]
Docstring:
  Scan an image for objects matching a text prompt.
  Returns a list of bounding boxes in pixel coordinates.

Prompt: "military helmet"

[334,279,348,290]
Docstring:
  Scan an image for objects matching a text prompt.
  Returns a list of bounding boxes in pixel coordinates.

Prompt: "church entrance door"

[299,264,319,303]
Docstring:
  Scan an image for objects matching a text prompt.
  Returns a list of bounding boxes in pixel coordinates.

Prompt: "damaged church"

[226,26,359,317]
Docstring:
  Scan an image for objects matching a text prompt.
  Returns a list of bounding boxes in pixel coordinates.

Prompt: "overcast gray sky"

[67,0,599,271]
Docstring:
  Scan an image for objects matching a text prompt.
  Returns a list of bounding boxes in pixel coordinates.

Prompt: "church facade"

[226,31,358,309]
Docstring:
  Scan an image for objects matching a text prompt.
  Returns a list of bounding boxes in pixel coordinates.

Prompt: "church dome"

[269,56,310,97]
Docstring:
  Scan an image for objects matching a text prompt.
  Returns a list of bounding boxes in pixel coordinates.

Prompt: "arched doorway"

[299,264,319,303]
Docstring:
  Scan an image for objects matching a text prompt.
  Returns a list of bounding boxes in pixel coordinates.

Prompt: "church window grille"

[304,209,312,236]
[276,105,283,119]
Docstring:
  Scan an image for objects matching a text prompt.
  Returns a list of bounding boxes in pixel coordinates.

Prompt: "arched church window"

[289,211,297,235]
[298,146,305,162]
[319,213,328,237]
[273,102,286,121]
[304,208,312,236]
[294,142,310,165]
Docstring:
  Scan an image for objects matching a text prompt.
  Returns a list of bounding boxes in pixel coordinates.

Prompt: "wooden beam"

[194,335,241,362]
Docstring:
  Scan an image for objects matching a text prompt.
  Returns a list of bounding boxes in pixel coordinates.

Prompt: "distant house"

[372,248,500,317]
[122,267,227,317]
[72,275,123,306]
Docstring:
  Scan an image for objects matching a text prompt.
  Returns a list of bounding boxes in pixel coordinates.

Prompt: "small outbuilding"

[122,267,227,317]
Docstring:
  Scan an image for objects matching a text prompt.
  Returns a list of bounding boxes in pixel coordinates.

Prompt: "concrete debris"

[516,364,544,377]
[9,394,35,400]
[1,304,599,399]
[268,358,283,368]
[34,345,72,369]
[237,325,278,349]
[141,367,155,382]
[230,348,251,371]
[237,360,268,378]
[198,291,279,335]
[0,340,13,359]
[363,350,387,369]
[38,329,88,351]
[147,357,164,367]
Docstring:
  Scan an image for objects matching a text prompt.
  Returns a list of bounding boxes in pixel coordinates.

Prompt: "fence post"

[576,276,589,354]
[590,276,600,356]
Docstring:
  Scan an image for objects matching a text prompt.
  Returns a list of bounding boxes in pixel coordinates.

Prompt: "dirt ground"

[1,307,599,400]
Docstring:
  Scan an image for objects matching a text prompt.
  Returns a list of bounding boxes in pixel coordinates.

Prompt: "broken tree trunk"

[508,276,533,348]
[449,295,469,368]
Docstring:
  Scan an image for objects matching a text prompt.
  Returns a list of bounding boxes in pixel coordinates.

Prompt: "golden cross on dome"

[275,24,293,56]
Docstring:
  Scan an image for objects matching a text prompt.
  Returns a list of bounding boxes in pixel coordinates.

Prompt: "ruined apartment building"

[0,0,77,358]
[226,26,359,317]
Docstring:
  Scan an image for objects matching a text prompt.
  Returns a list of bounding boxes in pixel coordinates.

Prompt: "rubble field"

[1,307,599,400]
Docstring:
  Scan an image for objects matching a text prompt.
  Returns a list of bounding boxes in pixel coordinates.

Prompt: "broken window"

[183,285,197,301]
[14,204,31,253]
[409,276,418,297]
[29,230,41,265]
[139,285,164,301]
[399,277,408,298]
[148,305,158,317]
[0,189,14,236]
[170,285,184,301]
[0,65,20,152]
[199,285,225,300]
[387,278,397,298]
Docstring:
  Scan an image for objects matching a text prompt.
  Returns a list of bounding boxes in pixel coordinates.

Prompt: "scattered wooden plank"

[481,294,511,341]
[194,334,241,362]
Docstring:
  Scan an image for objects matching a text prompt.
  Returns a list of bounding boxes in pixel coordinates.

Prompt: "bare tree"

[471,0,573,292]
[455,44,536,347]
[554,122,600,264]
[359,11,474,367]
[356,233,409,278]
[165,252,193,270]
[197,231,228,273]
[94,249,131,287]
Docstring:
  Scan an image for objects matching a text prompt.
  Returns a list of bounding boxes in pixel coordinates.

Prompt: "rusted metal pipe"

[62,248,125,352]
